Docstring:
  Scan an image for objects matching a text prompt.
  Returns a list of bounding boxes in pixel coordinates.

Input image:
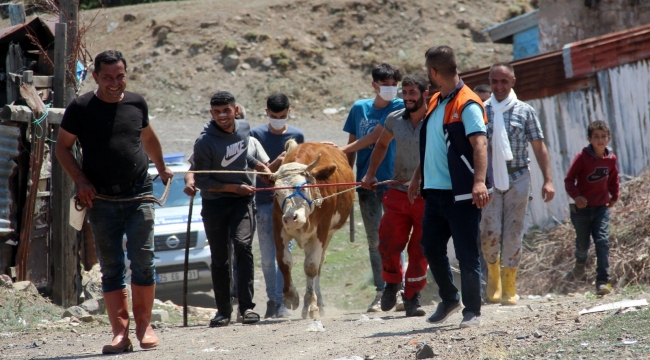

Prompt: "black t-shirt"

[60,91,151,188]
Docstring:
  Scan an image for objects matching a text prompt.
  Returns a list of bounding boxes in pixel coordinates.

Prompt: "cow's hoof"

[301,306,308,320]
[319,306,325,318]
[284,287,300,310]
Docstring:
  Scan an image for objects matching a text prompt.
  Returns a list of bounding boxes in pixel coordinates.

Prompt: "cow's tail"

[285,138,298,154]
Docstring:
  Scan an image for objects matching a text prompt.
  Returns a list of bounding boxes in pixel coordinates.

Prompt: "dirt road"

[3,291,646,360]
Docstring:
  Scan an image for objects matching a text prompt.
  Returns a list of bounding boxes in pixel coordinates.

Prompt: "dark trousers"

[87,199,155,293]
[202,196,256,316]
[570,205,610,283]
[420,189,482,316]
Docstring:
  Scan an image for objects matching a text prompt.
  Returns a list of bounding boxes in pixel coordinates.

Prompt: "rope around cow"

[74,169,405,210]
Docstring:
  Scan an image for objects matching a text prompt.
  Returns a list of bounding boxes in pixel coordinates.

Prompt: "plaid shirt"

[485,100,544,182]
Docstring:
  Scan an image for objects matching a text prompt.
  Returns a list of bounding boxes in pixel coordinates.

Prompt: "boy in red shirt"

[563,120,619,295]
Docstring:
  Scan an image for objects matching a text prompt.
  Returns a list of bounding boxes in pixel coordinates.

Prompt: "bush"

[243,30,269,43]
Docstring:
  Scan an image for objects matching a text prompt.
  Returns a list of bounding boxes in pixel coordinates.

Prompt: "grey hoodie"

[193,119,255,200]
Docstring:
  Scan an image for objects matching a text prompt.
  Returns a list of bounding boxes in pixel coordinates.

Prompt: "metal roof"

[563,23,650,78]
[0,16,55,45]
[461,22,650,101]
[482,9,540,43]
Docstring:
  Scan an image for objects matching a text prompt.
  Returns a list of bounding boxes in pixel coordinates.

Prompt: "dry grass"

[518,170,650,295]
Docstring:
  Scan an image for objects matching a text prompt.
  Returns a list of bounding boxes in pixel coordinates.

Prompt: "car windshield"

[153,176,202,208]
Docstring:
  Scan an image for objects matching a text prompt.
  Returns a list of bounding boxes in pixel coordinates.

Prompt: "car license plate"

[157,269,198,283]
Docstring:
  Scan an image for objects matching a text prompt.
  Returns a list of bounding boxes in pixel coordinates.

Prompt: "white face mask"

[378,85,398,101]
[269,118,287,130]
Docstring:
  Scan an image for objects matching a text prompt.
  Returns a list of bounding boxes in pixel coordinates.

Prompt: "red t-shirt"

[564,145,619,207]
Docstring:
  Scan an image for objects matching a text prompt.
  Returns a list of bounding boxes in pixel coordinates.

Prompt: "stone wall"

[538,0,650,52]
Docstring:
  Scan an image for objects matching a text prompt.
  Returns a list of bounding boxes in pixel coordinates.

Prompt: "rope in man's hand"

[76,169,405,209]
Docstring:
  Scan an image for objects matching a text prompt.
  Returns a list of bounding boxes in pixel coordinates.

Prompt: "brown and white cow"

[272,140,354,319]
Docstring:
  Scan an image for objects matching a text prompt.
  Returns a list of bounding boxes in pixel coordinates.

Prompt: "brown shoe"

[564,261,586,281]
[101,289,134,354]
[131,284,159,349]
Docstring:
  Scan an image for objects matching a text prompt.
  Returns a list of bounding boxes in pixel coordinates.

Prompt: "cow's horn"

[305,154,321,171]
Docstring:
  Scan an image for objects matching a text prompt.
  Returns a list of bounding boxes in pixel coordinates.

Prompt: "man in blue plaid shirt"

[480,62,555,306]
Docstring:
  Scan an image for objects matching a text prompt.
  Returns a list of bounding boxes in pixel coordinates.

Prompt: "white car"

[126,154,213,295]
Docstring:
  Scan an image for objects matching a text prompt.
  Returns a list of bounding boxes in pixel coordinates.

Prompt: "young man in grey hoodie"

[193,91,271,327]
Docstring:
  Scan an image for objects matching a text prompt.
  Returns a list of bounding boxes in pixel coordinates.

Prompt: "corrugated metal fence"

[525,59,650,229]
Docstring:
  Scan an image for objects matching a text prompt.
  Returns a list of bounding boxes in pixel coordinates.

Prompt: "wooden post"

[51,22,78,307]
[8,4,25,26]
[349,211,355,243]
[5,44,24,104]
[183,196,195,327]
[15,82,48,282]
[52,24,66,108]
[0,105,65,124]
[60,0,78,103]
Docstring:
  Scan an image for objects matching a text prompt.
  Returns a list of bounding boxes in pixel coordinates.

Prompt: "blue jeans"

[256,203,284,305]
[420,189,482,315]
[87,199,156,293]
[570,205,610,283]
[358,186,387,292]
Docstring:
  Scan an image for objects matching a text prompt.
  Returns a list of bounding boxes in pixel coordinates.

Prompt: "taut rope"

[76,169,405,209]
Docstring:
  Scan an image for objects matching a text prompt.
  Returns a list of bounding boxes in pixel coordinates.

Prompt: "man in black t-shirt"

[56,50,172,354]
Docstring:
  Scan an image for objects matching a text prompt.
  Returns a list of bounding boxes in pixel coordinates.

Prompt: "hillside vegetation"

[75,0,532,123]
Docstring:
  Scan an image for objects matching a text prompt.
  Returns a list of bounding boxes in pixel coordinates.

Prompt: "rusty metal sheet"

[0,124,21,242]
[563,23,650,79]
[0,16,55,44]
[460,50,596,101]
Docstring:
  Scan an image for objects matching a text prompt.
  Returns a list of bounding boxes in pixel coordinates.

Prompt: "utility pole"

[51,0,79,307]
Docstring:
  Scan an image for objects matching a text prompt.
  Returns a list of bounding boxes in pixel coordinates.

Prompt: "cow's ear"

[310,164,337,181]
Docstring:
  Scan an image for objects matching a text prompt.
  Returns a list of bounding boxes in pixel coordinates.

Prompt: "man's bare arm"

[469,134,489,209]
[407,163,421,204]
[361,129,393,189]
[530,139,555,202]
[340,125,385,154]
[141,125,173,184]
[345,134,357,168]
[55,128,96,208]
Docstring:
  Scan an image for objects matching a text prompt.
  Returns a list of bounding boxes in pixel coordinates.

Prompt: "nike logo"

[587,167,609,182]
[221,140,246,167]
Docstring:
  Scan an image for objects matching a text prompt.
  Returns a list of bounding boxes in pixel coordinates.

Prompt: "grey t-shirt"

[384,109,422,193]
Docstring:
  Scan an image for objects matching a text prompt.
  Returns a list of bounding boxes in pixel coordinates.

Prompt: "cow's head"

[273,154,337,230]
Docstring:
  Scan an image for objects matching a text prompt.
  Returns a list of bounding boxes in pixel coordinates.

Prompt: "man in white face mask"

[250,93,305,319]
[341,63,404,312]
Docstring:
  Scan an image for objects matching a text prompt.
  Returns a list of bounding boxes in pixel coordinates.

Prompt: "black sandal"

[209,313,231,327]
[242,309,260,324]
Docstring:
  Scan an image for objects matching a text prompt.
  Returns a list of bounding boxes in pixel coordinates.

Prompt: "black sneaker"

[459,312,480,328]
[209,313,231,327]
[264,300,277,319]
[381,283,400,311]
[426,301,461,324]
[403,292,426,317]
